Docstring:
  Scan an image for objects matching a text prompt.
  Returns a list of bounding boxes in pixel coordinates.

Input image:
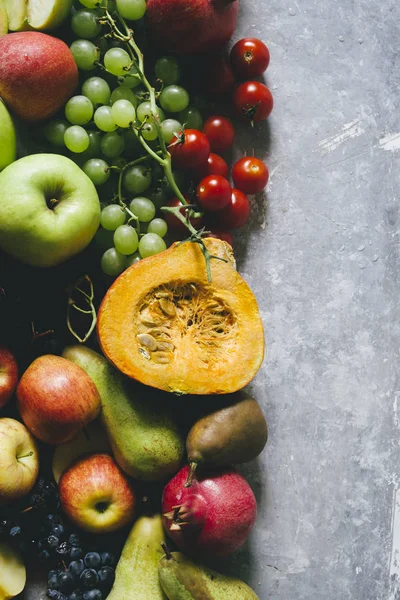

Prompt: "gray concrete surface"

[22,1,400,599]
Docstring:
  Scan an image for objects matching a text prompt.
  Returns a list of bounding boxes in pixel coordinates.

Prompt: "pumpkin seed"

[139,347,150,360]
[137,333,158,351]
[152,351,173,364]
[159,298,176,317]
[157,341,175,352]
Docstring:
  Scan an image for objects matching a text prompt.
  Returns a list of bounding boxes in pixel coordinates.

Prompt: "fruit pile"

[0,0,273,599]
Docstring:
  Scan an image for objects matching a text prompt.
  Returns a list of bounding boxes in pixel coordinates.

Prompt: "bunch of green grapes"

[43,0,204,276]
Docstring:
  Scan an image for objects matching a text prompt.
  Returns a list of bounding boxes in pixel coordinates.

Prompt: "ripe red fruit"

[0,32,79,122]
[232,157,269,194]
[216,188,250,228]
[203,116,235,154]
[169,129,210,170]
[0,347,18,409]
[207,230,233,246]
[196,175,232,212]
[233,81,274,123]
[162,465,257,557]
[163,197,205,234]
[200,56,235,96]
[230,38,270,79]
[191,153,229,181]
[146,0,239,55]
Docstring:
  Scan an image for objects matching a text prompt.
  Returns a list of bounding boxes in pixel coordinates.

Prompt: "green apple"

[0,542,26,599]
[0,154,101,267]
[0,418,39,505]
[3,0,30,32]
[0,99,17,171]
[52,419,111,483]
[28,0,74,30]
[0,0,8,37]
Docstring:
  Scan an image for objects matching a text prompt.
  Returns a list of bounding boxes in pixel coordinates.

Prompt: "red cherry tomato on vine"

[191,153,229,181]
[169,129,210,169]
[207,230,233,246]
[196,175,232,212]
[215,188,250,229]
[233,81,273,123]
[232,157,269,194]
[230,38,270,79]
[163,197,204,234]
[203,116,235,154]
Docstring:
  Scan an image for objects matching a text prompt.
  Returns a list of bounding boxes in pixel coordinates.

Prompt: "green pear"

[158,551,260,600]
[107,515,167,600]
[0,99,16,171]
[62,346,184,482]
[0,0,8,36]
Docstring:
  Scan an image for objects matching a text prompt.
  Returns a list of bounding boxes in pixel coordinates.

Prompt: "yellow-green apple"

[0,154,100,267]
[0,418,39,505]
[17,355,101,445]
[0,347,18,409]
[52,419,110,483]
[0,542,26,599]
[3,0,29,32]
[28,0,74,30]
[59,453,136,534]
[0,31,78,122]
[0,0,8,37]
[0,100,17,171]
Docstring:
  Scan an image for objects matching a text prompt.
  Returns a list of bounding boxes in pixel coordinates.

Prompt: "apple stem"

[18,451,33,459]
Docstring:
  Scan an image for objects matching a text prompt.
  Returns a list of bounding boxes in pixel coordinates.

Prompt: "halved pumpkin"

[97,238,264,395]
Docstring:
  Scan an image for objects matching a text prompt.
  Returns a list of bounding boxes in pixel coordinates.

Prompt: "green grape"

[127,251,141,266]
[136,101,165,123]
[159,85,189,113]
[82,158,110,185]
[123,165,152,194]
[110,86,137,106]
[70,39,99,70]
[129,197,156,222]
[100,131,125,158]
[64,125,90,153]
[141,122,158,141]
[71,9,101,38]
[155,56,180,85]
[123,128,142,153]
[147,218,168,238]
[113,224,139,255]
[94,106,117,132]
[101,247,128,276]
[78,0,98,7]
[116,0,146,20]
[160,118,182,144]
[149,186,168,209]
[93,227,114,252]
[104,47,131,76]
[111,99,136,128]
[101,204,126,230]
[82,77,111,105]
[118,64,141,89]
[44,119,69,147]
[178,106,203,130]
[86,130,102,155]
[139,233,166,258]
[65,95,94,125]
[111,156,128,169]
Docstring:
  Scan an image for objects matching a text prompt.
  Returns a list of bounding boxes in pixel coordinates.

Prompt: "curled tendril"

[67,275,97,343]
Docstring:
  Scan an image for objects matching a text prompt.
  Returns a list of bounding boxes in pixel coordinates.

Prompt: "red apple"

[59,453,136,534]
[0,347,18,409]
[146,0,239,55]
[0,32,78,122]
[17,355,101,445]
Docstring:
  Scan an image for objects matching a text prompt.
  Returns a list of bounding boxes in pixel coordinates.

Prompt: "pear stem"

[161,542,173,560]
[184,462,198,488]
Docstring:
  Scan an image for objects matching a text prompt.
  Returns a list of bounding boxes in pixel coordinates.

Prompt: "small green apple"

[0,99,17,171]
[0,0,8,37]
[0,154,101,267]
[0,542,26,599]
[3,0,30,32]
[28,0,74,31]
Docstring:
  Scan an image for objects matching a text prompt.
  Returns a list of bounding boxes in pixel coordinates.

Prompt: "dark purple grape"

[68,591,83,600]
[46,590,61,599]
[69,534,81,547]
[39,549,51,562]
[100,552,116,567]
[83,590,102,600]
[45,514,61,528]
[69,559,85,577]
[47,535,60,548]
[47,570,60,590]
[84,552,101,569]
[80,569,99,589]
[58,572,75,593]
[56,542,71,556]
[52,524,65,538]
[97,566,114,589]
[70,547,83,560]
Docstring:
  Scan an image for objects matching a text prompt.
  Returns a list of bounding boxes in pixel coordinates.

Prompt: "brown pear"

[185,391,268,485]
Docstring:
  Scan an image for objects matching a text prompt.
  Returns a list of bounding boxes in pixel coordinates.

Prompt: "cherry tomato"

[163,197,204,234]
[232,157,269,194]
[203,116,235,154]
[196,175,232,212]
[230,38,270,79]
[191,153,229,181]
[169,129,210,169]
[207,230,233,246]
[233,81,273,123]
[215,188,250,229]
